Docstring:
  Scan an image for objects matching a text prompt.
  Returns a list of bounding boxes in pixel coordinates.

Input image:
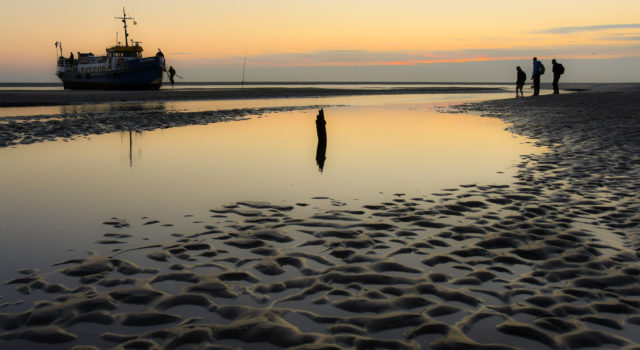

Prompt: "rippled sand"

[1,88,639,349]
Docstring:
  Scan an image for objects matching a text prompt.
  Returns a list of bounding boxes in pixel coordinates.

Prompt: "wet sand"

[0,104,326,147]
[0,86,502,107]
[0,86,503,148]
[1,88,640,349]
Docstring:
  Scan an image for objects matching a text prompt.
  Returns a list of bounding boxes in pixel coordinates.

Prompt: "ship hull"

[57,57,165,90]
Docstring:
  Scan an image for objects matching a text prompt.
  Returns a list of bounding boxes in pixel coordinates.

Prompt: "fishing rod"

[165,71,183,79]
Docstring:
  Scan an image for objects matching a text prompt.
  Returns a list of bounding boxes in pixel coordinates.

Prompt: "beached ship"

[55,8,165,90]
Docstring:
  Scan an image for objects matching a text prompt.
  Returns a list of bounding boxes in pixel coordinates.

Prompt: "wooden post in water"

[315,109,327,172]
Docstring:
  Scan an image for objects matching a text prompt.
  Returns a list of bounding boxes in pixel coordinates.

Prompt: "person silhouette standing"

[551,59,564,94]
[168,66,176,87]
[516,66,526,98]
[531,57,542,96]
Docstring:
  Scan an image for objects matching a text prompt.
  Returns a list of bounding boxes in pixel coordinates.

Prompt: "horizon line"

[1,81,637,86]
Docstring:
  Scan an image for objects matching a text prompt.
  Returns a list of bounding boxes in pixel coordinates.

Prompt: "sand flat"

[0,86,507,148]
[1,88,639,349]
[0,86,502,107]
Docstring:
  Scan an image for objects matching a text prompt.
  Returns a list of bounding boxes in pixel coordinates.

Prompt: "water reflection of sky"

[0,95,543,278]
[0,82,512,91]
[0,92,511,118]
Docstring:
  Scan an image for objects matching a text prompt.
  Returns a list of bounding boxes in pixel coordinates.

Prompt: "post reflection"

[121,129,142,167]
[129,130,133,167]
[316,139,327,172]
[315,109,327,173]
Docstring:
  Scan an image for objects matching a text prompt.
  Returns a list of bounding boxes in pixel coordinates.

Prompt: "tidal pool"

[0,94,541,277]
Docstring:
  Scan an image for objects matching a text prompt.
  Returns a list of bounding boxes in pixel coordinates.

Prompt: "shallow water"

[0,94,541,278]
[0,82,512,91]
[0,90,508,118]
[2,91,639,350]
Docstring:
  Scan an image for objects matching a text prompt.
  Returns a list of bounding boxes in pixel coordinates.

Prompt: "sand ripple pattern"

[1,91,640,349]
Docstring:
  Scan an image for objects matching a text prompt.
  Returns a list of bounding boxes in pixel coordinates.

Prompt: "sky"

[1,0,639,82]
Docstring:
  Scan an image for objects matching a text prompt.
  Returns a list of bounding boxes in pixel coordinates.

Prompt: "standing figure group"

[516,57,564,97]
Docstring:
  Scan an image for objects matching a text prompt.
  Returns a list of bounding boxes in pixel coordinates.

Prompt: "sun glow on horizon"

[1,0,639,82]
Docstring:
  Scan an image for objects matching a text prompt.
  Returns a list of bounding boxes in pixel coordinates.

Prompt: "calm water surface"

[0,90,510,118]
[0,93,542,277]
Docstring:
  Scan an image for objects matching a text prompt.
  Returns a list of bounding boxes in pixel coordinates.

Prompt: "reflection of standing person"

[531,57,542,96]
[516,66,526,98]
[168,66,176,87]
[552,59,564,94]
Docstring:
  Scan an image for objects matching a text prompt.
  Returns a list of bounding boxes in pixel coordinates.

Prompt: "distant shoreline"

[0,81,514,87]
[2,82,637,107]
[0,86,506,107]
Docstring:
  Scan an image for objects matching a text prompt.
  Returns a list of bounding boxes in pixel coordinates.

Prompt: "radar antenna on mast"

[115,7,135,47]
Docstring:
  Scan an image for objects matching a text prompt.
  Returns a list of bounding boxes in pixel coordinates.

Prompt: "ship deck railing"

[57,56,108,67]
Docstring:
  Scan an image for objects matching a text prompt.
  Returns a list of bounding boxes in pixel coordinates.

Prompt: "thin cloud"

[538,23,640,34]
[168,52,199,55]
[604,35,640,41]
[179,44,640,69]
[289,56,530,67]
[241,47,640,67]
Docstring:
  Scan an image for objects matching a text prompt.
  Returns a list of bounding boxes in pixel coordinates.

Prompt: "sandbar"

[0,86,503,107]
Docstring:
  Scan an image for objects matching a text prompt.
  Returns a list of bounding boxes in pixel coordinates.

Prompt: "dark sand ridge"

[1,89,640,349]
[0,105,327,147]
[0,86,503,107]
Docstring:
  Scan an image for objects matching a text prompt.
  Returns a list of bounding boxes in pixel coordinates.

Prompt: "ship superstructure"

[56,8,165,90]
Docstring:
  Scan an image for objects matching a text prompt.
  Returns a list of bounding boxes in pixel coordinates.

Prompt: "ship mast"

[115,7,135,47]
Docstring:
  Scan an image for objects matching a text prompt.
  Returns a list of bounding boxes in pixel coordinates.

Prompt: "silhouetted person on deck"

[516,66,526,98]
[156,49,164,57]
[552,59,564,94]
[531,57,544,96]
[168,66,176,87]
[69,52,74,65]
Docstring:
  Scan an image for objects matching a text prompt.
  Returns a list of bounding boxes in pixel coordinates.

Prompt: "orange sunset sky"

[1,0,639,82]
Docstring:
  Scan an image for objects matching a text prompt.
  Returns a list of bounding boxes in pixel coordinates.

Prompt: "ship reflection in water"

[61,102,168,115]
